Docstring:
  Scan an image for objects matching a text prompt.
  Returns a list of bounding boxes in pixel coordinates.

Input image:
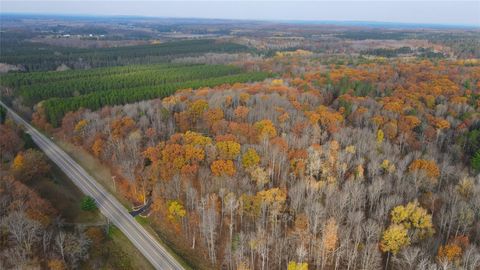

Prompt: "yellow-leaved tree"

[380,224,410,255]
[390,201,435,238]
[254,119,277,140]
[183,131,212,146]
[242,148,260,169]
[216,140,241,160]
[256,188,286,220]
[381,201,434,255]
[167,200,186,222]
[188,99,209,121]
[74,119,88,133]
[377,129,384,145]
[287,261,308,270]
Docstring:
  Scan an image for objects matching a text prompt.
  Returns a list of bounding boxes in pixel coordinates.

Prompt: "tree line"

[1,63,174,88]
[0,39,250,71]
[42,71,270,126]
[16,64,244,105]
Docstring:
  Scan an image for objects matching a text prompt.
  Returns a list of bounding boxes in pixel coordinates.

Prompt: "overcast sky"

[1,1,479,26]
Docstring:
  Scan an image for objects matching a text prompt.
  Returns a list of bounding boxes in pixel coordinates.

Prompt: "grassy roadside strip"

[54,138,194,270]
[106,224,155,270]
[48,165,155,270]
[134,216,196,270]
[12,126,155,270]
[54,140,132,209]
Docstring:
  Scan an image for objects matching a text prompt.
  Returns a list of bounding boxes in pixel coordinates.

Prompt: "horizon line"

[1,12,479,29]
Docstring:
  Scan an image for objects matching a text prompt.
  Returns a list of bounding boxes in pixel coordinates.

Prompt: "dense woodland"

[0,119,92,269]
[47,57,480,269]
[1,16,480,270]
[9,64,244,103]
[0,115,155,269]
[336,30,480,58]
[0,38,250,71]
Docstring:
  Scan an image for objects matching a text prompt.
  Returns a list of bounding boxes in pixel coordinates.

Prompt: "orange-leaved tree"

[211,159,236,177]
[409,159,440,179]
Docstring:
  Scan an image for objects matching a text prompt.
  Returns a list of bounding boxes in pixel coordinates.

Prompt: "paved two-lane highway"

[0,101,185,270]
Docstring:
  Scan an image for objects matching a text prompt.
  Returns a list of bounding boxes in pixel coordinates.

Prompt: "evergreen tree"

[81,196,97,211]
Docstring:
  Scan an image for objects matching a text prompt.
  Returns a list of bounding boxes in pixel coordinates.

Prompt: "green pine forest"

[0,39,270,127]
[0,38,249,71]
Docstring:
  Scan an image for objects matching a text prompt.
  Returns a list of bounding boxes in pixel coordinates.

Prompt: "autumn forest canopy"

[0,14,480,270]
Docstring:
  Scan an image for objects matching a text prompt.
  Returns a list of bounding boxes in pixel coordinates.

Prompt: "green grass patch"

[29,163,101,223]
[135,215,149,225]
[54,139,132,209]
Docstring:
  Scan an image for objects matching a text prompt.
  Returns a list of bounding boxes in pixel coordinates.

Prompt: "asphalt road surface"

[1,101,185,270]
